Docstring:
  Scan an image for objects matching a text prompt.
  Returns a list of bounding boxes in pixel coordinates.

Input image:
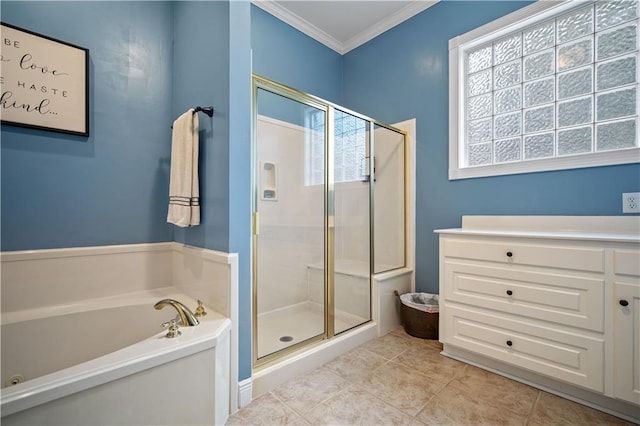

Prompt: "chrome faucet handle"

[162,319,181,338]
[194,300,207,317]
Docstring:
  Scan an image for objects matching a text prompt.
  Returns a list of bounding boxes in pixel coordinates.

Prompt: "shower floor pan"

[256,302,366,358]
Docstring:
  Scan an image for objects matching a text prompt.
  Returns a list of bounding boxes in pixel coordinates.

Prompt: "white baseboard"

[238,378,253,409]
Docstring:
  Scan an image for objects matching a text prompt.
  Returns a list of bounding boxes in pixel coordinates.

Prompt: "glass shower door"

[254,87,326,361]
[333,109,371,334]
[373,124,406,273]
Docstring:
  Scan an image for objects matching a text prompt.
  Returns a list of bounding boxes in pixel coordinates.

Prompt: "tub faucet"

[154,299,200,326]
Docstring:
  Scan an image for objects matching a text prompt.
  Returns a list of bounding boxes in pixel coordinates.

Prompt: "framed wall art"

[1,22,89,136]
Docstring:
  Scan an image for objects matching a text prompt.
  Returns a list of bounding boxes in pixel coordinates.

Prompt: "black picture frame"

[1,22,89,136]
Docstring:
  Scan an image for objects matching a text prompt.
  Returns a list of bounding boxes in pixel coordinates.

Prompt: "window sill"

[449,147,640,180]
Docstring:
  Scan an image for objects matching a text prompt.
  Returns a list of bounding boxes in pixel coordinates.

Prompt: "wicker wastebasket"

[397,292,439,339]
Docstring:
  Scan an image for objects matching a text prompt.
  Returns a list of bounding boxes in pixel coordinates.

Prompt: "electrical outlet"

[622,192,640,213]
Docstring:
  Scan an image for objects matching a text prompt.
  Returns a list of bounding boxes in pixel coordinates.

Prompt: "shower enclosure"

[252,75,406,366]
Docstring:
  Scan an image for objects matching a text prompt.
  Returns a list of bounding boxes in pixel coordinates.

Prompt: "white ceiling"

[252,0,439,54]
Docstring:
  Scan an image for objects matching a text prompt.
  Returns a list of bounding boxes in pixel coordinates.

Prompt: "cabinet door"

[614,281,640,406]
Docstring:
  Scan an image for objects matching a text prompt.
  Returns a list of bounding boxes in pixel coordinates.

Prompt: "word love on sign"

[1,23,89,136]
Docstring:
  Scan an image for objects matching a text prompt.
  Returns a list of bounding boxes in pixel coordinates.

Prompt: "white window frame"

[449,0,640,180]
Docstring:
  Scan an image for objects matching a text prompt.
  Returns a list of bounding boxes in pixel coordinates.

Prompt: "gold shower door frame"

[251,74,407,369]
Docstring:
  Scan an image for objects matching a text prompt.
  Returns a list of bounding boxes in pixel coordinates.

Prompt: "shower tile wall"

[334,184,370,264]
[257,117,324,314]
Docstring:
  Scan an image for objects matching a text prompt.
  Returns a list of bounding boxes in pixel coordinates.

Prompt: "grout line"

[363,340,452,420]
[411,389,443,424]
[356,376,426,420]
[272,366,358,421]
[270,389,316,423]
[525,390,542,426]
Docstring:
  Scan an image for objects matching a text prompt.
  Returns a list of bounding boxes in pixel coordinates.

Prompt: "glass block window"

[334,110,368,183]
[450,0,640,179]
[305,110,368,185]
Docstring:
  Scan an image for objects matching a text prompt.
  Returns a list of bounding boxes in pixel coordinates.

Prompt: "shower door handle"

[253,212,260,236]
[361,156,376,182]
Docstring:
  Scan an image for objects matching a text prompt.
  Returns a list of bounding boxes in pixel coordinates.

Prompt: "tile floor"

[227,327,638,426]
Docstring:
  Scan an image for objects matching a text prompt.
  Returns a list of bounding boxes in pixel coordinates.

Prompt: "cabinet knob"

[506,290,513,296]
[506,251,513,258]
[506,340,513,347]
[619,299,629,307]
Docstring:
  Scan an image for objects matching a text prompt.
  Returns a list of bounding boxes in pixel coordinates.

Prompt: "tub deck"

[1,287,231,420]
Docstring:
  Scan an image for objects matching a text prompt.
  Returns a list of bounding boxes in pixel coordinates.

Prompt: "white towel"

[167,109,200,227]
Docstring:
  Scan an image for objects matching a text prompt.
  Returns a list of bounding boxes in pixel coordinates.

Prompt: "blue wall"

[4,0,639,387]
[2,0,256,382]
[343,0,640,293]
[1,1,174,251]
[228,0,253,384]
[172,1,253,381]
[251,5,343,105]
[172,1,231,252]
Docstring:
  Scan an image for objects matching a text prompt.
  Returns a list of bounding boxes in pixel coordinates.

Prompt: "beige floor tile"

[303,386,413,425]
[323,346,387,382]
[390,327,443,352]
[228,330,636,426]
[360,331,416,360]
[447,364,538,417]
[271,365,349,414]
[415,384,528,426]
[528,391,636,426]
[358,360,447,416]
[226,393,307,425]
[393,346,466,384]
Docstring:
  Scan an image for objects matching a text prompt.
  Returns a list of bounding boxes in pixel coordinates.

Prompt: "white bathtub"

[1,287,231,426]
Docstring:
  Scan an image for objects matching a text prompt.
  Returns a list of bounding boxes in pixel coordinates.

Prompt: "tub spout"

[154,299,200,326]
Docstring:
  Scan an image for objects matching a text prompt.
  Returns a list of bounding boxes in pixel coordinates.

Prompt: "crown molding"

[342,1,438,53]
[252,0,439,55]
[252,0,344,53]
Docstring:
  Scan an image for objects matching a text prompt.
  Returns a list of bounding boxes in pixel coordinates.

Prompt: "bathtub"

[1,287,231,426]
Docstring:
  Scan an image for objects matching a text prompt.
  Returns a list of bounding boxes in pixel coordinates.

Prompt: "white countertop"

[434,216,640,243]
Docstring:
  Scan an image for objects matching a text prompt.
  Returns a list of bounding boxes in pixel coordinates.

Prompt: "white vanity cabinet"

[436,216,640,421]
[613,249,640,405]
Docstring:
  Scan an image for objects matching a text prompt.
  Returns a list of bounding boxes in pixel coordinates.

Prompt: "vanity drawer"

[443,261,605,332]
[614,249,640,277]
[443,305,604,393]
[443,238,604,273]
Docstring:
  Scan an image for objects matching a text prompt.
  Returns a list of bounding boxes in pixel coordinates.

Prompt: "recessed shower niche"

[260,161,277,201]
